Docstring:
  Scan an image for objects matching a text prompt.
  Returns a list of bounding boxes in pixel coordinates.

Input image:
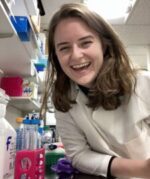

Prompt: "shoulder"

[55,110,75,126]
[55,110,70,120]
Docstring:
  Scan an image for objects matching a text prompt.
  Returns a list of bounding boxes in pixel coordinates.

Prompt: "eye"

[81,41,92,48]
[59,46,70,52]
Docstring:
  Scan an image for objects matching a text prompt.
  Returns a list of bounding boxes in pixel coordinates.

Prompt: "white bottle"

[0,89,16,179]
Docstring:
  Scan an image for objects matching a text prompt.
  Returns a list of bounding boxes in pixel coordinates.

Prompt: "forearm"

[111,157,149,178]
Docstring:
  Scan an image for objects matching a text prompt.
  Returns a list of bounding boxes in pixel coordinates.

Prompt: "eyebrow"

[56,35,94,49]
[79,35,94,41]
[56,42,69,49]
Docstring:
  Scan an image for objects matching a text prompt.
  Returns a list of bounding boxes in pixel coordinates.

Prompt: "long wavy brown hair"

[40,3,137,118]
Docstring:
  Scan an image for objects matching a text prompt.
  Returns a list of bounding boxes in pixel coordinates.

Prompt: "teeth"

[72,62,90,69]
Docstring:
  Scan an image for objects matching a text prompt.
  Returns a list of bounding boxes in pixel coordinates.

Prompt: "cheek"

[58,61,65,71]
[92,50,103,63]
[57,52,68,64]
[93,52,104,71]
[56,53,65,67]
[59,59,68,70]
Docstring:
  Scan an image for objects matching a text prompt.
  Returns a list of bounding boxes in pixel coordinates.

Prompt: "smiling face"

[54,17,104,88]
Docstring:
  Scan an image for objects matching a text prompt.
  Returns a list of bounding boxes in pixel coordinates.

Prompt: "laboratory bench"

[46,173,107,179]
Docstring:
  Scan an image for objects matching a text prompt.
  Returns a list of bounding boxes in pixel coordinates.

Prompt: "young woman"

[40,3,150,179]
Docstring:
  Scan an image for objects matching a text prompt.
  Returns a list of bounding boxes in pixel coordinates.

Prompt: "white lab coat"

[55,70,150,179]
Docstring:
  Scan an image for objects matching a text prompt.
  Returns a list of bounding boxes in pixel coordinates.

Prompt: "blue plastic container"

[38,58,48,67]
[10,16,31,41]
[34,63,45,72]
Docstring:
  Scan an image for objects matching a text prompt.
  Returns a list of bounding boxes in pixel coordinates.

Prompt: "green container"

[45,148,65,174]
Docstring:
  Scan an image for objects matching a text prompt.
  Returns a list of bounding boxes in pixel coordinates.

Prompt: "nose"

[71,44,83,60]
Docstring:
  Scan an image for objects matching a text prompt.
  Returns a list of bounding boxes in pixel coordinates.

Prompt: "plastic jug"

[0,88,16,179]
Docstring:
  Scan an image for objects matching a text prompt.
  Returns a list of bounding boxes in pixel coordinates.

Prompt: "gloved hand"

[51,157,79,179]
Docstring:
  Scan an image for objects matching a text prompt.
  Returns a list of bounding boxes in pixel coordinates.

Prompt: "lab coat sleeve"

[55,110,112,177]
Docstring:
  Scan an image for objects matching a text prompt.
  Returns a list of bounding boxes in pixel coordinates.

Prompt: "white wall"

[5,105,23,129]
[126,45,150,69]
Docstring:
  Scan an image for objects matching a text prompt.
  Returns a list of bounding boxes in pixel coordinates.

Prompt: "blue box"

[34,63,45,72]
[10,16,31,41]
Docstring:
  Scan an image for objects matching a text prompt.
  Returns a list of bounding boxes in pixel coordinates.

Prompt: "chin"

[78,79,94,88]
[74,76,95,87]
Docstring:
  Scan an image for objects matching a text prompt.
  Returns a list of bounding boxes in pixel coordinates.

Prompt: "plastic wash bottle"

[0,89,16,179]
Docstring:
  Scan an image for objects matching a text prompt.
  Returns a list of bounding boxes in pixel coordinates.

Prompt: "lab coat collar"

[70,82,88,105]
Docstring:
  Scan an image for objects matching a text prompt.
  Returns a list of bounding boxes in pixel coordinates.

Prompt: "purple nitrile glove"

[51,157,79,178]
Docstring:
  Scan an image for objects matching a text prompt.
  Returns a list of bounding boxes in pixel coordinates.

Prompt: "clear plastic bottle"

[22,116,40,150]
[38,120,44,149]
[29,118,39,150]
[15,117,24,151]
[22,116,30,150]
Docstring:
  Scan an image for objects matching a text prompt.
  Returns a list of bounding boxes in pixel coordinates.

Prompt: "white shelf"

[9,97,40,112]
[24,0,39,16]
[0,2,42,113]
[10,0,42,58]
[0,2,14,35]
[0,2,35,76]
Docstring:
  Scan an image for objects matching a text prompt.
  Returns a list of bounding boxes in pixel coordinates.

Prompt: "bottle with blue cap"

[22,113,42,150]
[22,115,31,150]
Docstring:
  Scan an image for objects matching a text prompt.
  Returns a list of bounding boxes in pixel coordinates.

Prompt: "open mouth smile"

[71,62,91,70]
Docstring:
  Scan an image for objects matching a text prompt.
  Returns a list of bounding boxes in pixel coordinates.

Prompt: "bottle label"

[3,135,16,178]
